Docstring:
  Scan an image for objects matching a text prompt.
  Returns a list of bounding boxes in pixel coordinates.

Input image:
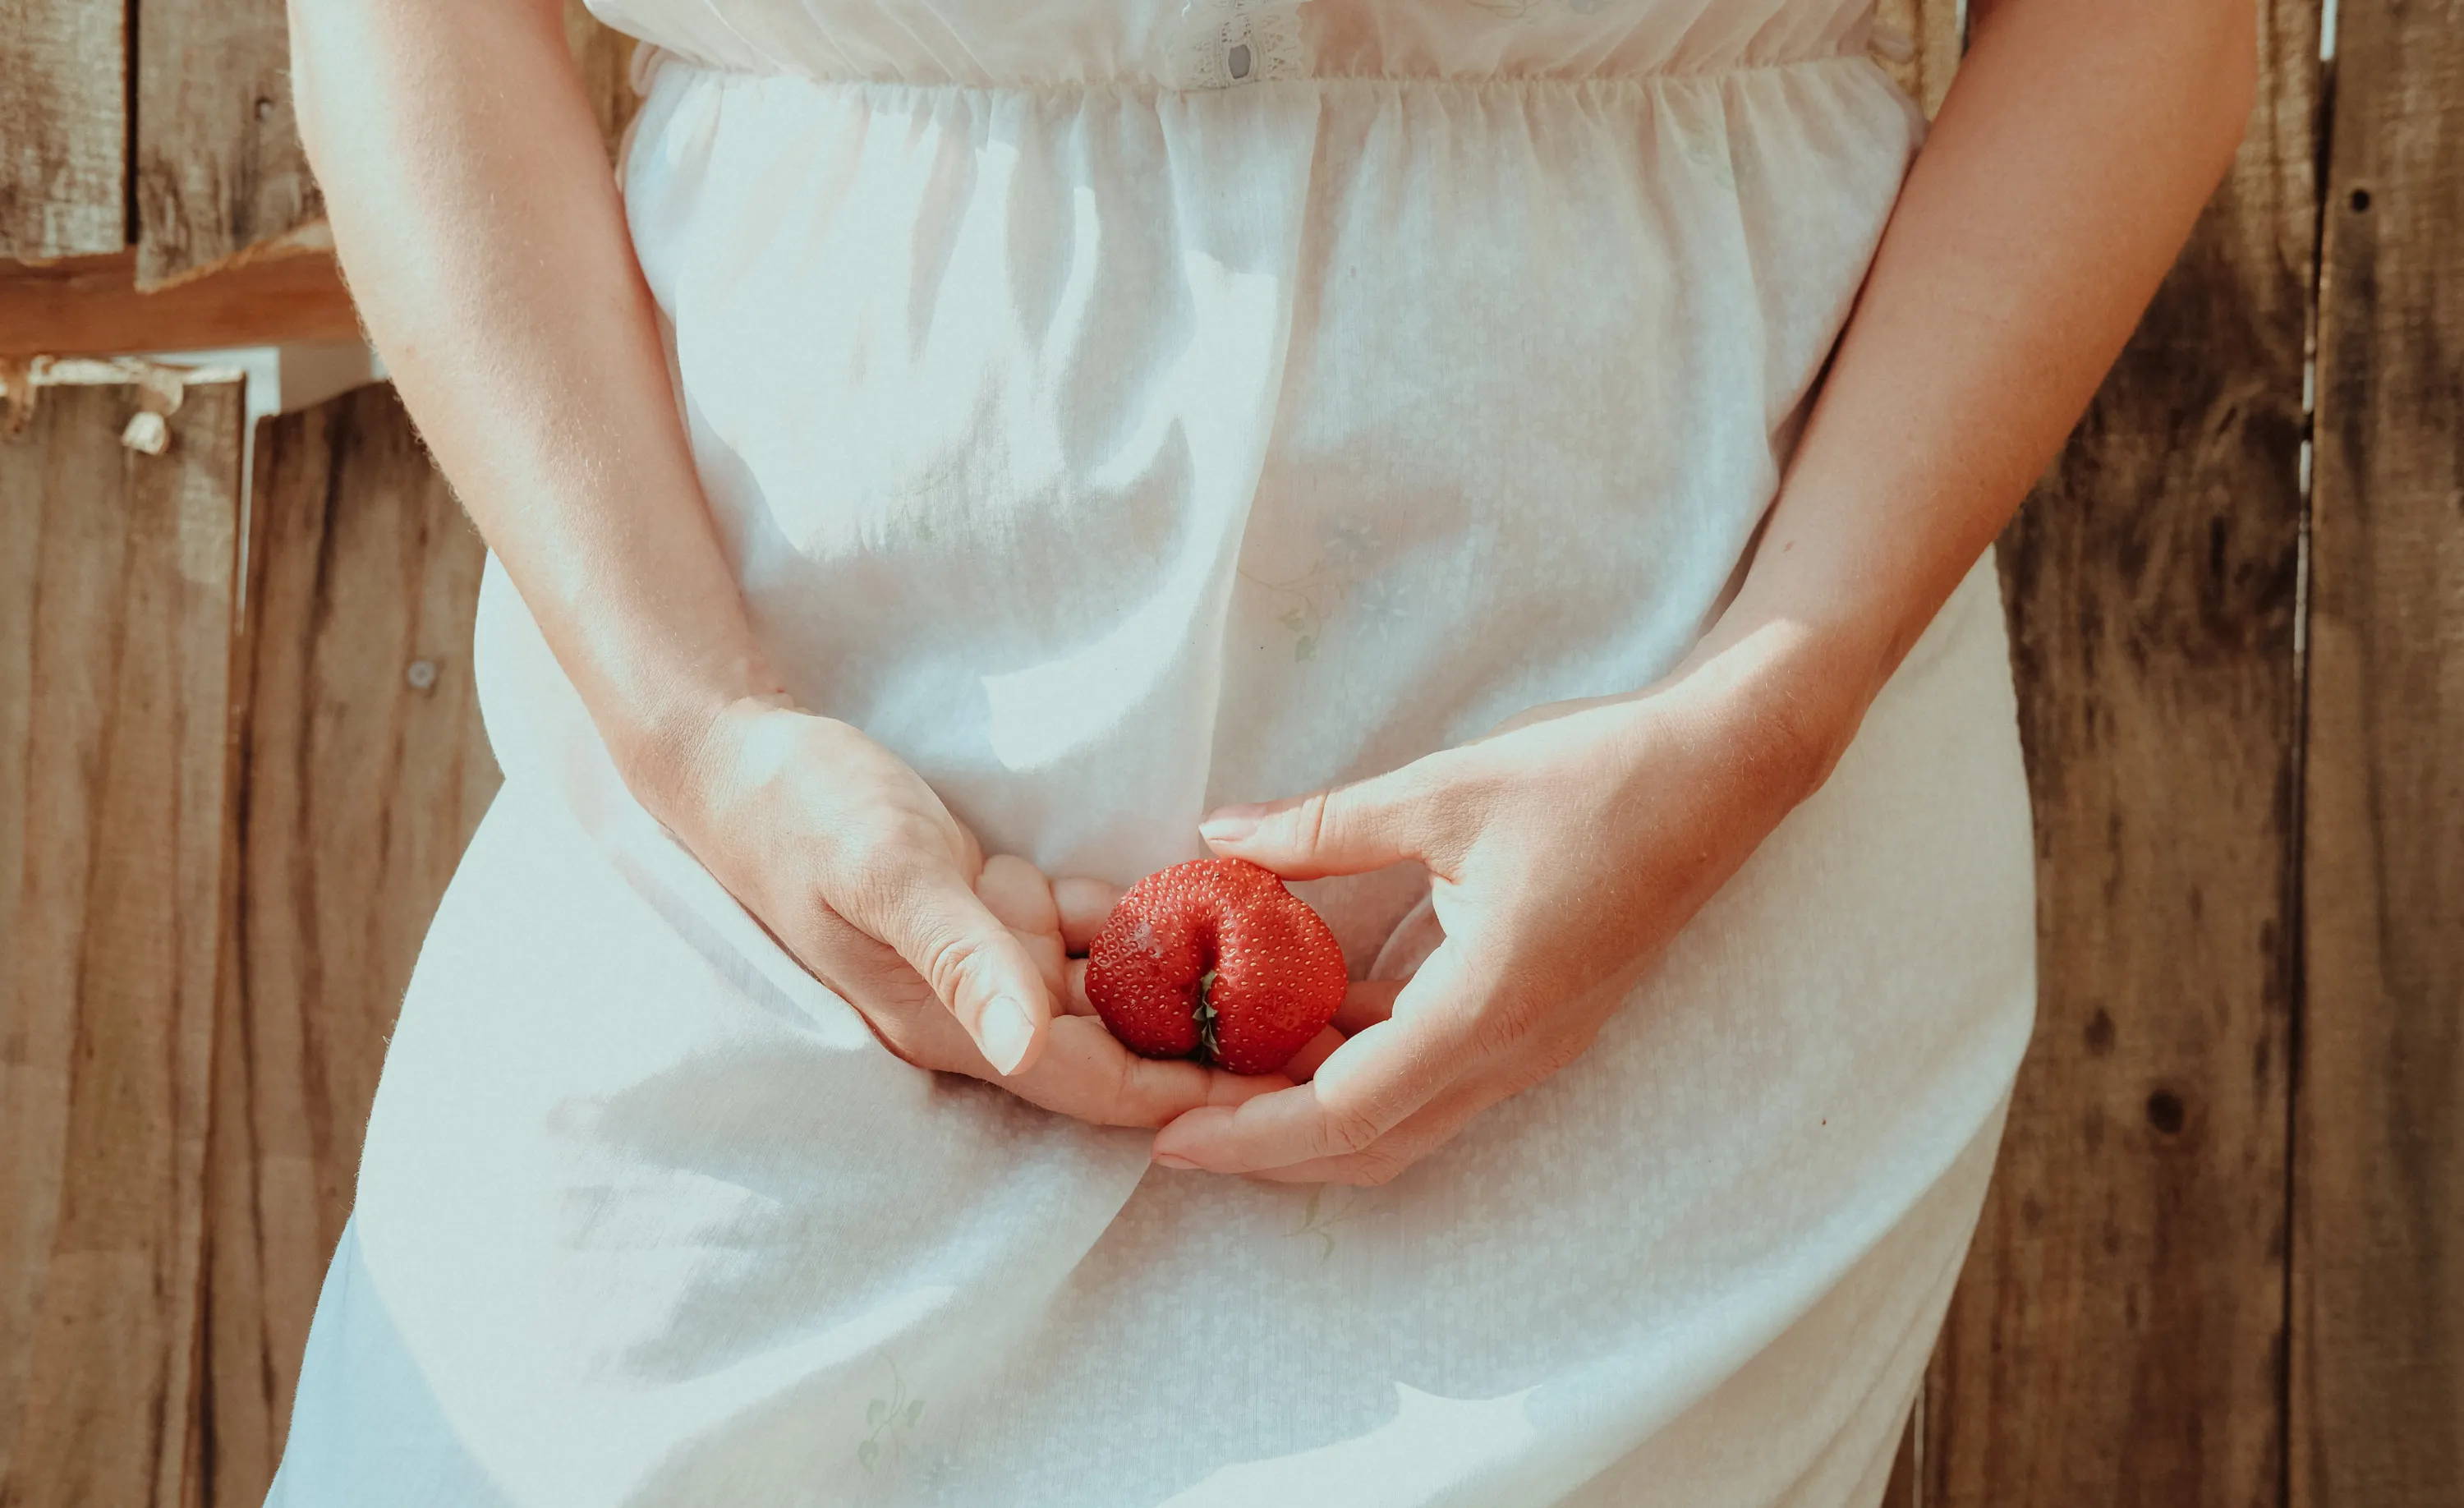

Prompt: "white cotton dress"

[267,2,2039,1505]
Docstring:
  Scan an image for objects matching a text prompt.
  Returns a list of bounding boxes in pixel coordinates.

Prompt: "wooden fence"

[2,2,2457,1505]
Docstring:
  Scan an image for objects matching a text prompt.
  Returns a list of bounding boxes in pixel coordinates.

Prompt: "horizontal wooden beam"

[0,239,359,359]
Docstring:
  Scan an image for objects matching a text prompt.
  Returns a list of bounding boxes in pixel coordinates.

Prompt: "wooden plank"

[1869,0,1964,117]
[1882,1404,1923,1508]
[133,0,321,291]
[2292,2,2464,1502]
[203,382,499,1506]
[0,376,242,1507]
[0,243,360,361]
[128,0,634,291]
[1920,2,2320,1503]
[0,0,126,260]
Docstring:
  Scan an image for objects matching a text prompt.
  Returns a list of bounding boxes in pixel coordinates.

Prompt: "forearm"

[290,0,777,814]
[1676,0,2258,775]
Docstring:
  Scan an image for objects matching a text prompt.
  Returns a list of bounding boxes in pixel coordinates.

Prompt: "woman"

[270,0,2252,1503]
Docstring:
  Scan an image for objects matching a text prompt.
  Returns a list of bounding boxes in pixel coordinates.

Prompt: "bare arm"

[289,0,1285,1121]
[1159,0,2261,1182]
[1684,0,2262,749]
[288,0,761,789]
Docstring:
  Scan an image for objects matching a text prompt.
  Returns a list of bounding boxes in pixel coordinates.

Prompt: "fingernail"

[1198,806,1262,844]
[1152,1152,1199,1170]
[979,995,1037,1076]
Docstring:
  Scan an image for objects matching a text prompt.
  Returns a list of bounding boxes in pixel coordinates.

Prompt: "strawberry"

[1085,857,1347,1075]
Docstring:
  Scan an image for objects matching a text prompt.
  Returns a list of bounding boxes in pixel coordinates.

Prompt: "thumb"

[865,868,1054,1077]
[1198,763,1434,880]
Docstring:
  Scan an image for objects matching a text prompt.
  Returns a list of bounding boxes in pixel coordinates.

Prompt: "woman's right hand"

[642,696,1289,1128]
[287,0,1283,1131]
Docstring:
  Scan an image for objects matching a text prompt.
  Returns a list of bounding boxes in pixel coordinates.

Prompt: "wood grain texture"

[0,0,126,260]
[133,0,321,291]
[201,382,499,1506]
[0,378,242,1507]
[1868,0,1962,117]
[0,244,359,360]
[1920,1,2321,1503]
[128,1,635,292]
[2293,2,2464,1501]
[1881,1401,1923,1508]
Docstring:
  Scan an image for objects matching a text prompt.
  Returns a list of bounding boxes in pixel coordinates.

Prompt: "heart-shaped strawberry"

[1084,857,1347,1075]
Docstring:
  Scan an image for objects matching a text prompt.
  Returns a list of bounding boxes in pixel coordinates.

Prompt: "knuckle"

[821,803,947,881]
[1467,995,1540,1063]
[910,923,991,1005]
[826,799,914,858]
[1294,789,1336,856]
[1319,1101,1388,1157]
[1395,754,1483,862]
[1396,751,1464,807]
[1095,1048,1144,1128]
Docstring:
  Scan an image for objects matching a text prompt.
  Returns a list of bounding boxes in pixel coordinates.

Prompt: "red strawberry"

[1085,857,1347,1076]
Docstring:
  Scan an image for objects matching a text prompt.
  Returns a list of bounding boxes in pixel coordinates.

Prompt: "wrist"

[1653,611,1892,808]
[602,670,798,831]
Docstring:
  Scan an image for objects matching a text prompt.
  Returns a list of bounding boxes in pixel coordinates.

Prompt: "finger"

[856,864,1055,1078]
[976,854,1060,936]
[1197,757,1459,881]
[1061,957,1099,1016]
[1246,1074,1503,1185]
[1019,931,1068,1002]
[1000,1015,1291,1128]
[764,901,978,1068]
[1149,947,1487,1172]
[973,854,1068,997]
[1334,979,1405,1036]
[1281,1025,1347,1082]
[1054,876,1122,954]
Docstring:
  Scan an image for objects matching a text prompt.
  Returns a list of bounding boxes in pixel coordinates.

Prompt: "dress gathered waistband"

[623,36,1895,100]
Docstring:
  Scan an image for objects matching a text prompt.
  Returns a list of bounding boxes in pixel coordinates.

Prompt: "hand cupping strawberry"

[1083,857,1346,1076]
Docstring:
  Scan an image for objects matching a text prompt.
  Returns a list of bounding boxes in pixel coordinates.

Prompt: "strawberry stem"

[1194,967,1220,1064]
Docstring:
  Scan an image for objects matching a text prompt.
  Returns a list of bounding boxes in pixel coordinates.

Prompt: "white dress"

[269,3,2039,1505]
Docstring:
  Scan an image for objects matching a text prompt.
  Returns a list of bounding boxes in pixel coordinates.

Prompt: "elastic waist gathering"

[627,42,1894,100]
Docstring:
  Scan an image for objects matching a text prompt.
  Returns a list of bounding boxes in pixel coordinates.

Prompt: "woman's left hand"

[1148,652,1855,1185]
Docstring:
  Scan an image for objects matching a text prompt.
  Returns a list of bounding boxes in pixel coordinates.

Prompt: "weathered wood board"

[1919,1,2320,1504]
[0,245,361,361]
[0,376,243,1507]
[1869,0,1962,117]
[201,382,500,1506]
[133,0,322,290]
[2292,2,2464,1502]
[0,0,127,260]
[122,0,634,291]
[4,1,2462,1504]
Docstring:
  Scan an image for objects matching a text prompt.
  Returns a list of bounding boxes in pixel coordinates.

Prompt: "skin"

[289,0,2255,1176]
[1155,0,2261,1181]
[290,0,1286,1127]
